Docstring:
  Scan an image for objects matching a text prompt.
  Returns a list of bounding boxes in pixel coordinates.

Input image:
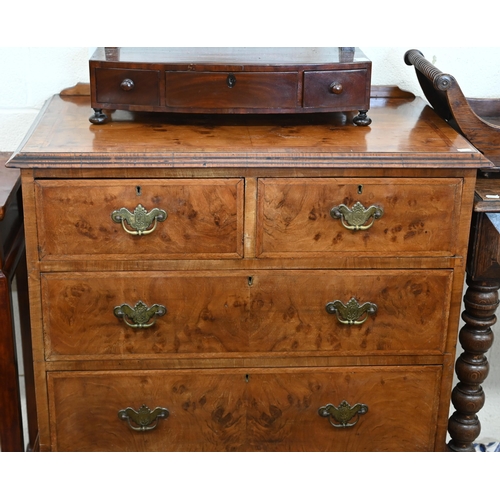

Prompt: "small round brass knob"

[120,78,135,91]
[329,82,343,94]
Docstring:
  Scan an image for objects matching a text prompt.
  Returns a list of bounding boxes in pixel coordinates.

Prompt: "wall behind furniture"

[1,46,500,442]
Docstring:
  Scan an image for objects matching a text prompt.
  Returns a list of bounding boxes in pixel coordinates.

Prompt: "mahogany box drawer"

[257,177,463,257]
[93,68,161,107]
[42,269,451,360]
[47,366,442,451]
[303,69,370,110]
[165,71,298,111]
[35,178,244,260]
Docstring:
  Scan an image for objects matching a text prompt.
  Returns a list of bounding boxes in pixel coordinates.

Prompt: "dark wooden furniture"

[89,47,372,126]
[0,152,37,451]
[8,86,491,451]
[405,49,500,166]
[405,49,500,451]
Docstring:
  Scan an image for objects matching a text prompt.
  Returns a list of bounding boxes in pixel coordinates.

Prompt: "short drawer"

[165,71,298,110]
[257,178,463,257]
[42,269,451,360]
[35,179,244,260]
[47,366,442,451]
[94,68,160,106]
[303,69,370,109]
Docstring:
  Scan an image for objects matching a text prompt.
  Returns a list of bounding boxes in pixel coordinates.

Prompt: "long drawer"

[165,71,299,110]
[47,366,442,451]
[257,177,463,257]
[42,270,452,359]
[34,179,244,260]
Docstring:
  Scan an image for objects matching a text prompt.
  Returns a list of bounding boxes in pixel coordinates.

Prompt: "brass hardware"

[330,201,383,231]
[326,297,377,325]
[120,78,135,91]
[318,400,368,428]
[227,74,237,88]
[111,204,167,236]
[118,404,169,432]
[114,301,166,329]
[329,82,343,94]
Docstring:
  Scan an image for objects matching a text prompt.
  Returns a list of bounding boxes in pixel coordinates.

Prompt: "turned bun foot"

[353,110,371,126]
[89,109,107,124]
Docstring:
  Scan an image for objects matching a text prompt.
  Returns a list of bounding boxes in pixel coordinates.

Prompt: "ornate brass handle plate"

[118,404,169,432]
[111,204,167,235]
[318,400,368,428]
[326,297,377,325]
[330,201,383,231]
[114,301,167,329]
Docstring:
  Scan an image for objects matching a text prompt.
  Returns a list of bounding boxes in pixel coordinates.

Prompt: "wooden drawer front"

[94,68,160,106]
[257,178,462,257]
[42,270,451,360]
[303,69,370,109]
[35,179,243,260]
[165,71,298,110]
[48,366,441,451]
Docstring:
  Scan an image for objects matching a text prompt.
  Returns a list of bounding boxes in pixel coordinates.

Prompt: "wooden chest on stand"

[8,83,491,451]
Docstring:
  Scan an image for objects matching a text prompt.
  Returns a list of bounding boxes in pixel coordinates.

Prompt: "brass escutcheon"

[118,404,169,432]
[318,400,368,428]
[325,297,377,325]
[114,301,167,329]
[330,201,383,231]
[111,204,167,235]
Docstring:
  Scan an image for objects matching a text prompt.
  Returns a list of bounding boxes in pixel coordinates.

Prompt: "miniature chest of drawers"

[8,87,491,451]
[88,47,372,126]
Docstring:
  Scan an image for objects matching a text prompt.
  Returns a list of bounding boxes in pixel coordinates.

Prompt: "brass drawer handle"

[330,201,384,231]
[120,78,135,91]
[114,300,167,329]
[118,404,169,432]
[318,400,368,428]
[325,297,377,325]
[111,204,167,236]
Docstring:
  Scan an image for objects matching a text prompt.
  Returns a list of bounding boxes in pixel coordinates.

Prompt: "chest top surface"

[7,90,492,170]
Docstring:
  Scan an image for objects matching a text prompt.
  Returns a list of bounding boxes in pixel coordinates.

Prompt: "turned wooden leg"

[353,110,372,126]
[448,278,498,452]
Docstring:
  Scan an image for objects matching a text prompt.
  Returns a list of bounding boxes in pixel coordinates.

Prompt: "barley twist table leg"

[448,278,498,452]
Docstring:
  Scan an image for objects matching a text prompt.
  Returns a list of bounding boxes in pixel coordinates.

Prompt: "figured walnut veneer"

[7,86,491,451]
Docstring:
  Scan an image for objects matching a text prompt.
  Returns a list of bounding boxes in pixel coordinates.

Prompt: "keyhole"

[358,185,363,195]
[248,276,254,287]
[136,186,142,196]
[227,74,237,88]
[245,374,250,383]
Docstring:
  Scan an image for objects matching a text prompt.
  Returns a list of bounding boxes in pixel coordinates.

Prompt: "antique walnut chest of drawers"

[8,86,491,451]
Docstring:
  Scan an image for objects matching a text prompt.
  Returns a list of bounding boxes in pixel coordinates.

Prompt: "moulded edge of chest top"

[7,149,492,174]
